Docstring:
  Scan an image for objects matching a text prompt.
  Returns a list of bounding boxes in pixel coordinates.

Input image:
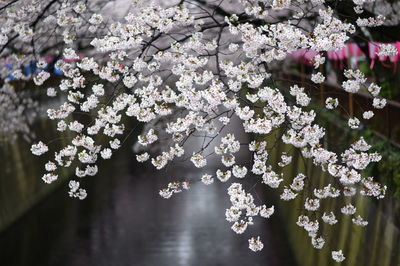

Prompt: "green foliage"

[358,61,373,76]
[379,80,394,99]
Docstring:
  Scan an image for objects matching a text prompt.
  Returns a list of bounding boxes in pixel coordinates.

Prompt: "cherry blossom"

[0,0,392,262]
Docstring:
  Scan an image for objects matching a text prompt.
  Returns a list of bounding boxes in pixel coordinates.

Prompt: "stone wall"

[0,118,72,232]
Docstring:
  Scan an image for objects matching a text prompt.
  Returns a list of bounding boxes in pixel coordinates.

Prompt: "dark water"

[0,149,296,266]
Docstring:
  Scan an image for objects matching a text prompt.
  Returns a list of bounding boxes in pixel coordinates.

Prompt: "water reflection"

[0,150,296,266]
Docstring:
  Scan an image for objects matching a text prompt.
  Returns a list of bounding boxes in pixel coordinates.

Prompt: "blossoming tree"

[0,0,397,262]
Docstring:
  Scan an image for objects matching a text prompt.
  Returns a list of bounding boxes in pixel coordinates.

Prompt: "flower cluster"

[226,183,274,251]
[0,0,390,262]
[159,181,190,199]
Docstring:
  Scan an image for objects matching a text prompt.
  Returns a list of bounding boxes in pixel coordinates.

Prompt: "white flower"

[136,152,150,162]
[332,250,345,262]
[291,174,306,191]
[296,215,309,228]
[89,14,103,25]
[219,116,230,125]
[259,205,274,218]
[92,84,105,96]
[325,97,338,109]
[342,80,360,93]
[68,180,87,200]
[63,48,79,60]
[368,83,381,97]
[73,2,86,13]
[248,236,264,252]
[216,169,231,182]
[101,148,112,159]
[262,171,283,188]
[225,207,241,222]
[45,161,57,172]
[228,43,239,52]
[85,165,98,176]
[280,188,297,201]
[68,121,84,132]
[312,236,325,249]
[0,33,8,45]
[31,141,49,156]
[312,54,325,68]
[373,98,386,109]
[159,188,173,199]
[311,72,325,84]
[348,117,360,129]
[278,153,292,167]
[201,174,214,185]
[33,71,50,86]
[356,15,385,27]
[341,203,356,215]
[352,215,368,227]
[232,165,247,178]
[138,129,158,146]
[343,186,356,197]
[322,212,338,225]
[231,220,248,234]
[191,153,207,168]
[47,87,57,97]
[123,74,137,88]
[304,198,320,211]
[221,155,236,167]
[42,173,58,184]
[57,121,67,132]
[363,111,374,120]
[110,139,121,149]
[377,44,398,57]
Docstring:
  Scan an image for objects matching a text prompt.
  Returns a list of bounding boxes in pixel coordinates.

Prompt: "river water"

[0,148,296,266]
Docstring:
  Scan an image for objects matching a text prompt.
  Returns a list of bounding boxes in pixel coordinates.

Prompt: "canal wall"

[265,128,400,266]
[0,117,72,232]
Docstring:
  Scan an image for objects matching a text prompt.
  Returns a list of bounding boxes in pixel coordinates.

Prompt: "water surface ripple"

[0,150,296,266]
